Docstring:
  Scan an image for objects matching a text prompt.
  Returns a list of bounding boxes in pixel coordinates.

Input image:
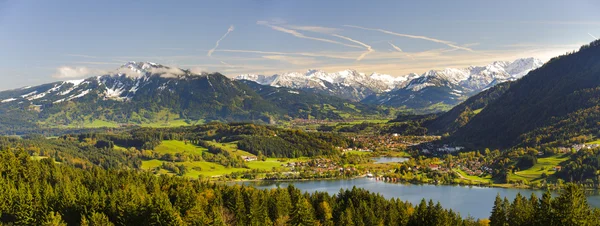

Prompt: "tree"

[43,212,67,226]
[82,212,114,226]
[553,184,593,225]
[317,201,333,226]
[536,190,553,226]
[290,197,316,226]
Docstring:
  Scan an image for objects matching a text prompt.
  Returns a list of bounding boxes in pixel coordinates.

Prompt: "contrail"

[258,21,362,49]
[345,25,474,52]
[388,42,415,60]
[589,33,598,40]
[332,34,374,61]
[388,42,403,52]
[207,25,235,57]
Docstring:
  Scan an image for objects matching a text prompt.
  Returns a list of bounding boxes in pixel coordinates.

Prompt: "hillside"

[424,82,512,135]
[0,62,386,134]
[446,40,600,149]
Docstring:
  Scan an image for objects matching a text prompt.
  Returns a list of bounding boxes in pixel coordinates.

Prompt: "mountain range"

[0,62,388,134]
[442,40,600,149]
[388,40,600,150]
[236,58,544,111]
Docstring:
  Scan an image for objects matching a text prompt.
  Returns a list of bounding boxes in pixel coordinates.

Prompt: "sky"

[0,0,599,90]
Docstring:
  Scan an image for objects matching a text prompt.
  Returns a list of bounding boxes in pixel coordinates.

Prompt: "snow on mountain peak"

[235,57,544,100]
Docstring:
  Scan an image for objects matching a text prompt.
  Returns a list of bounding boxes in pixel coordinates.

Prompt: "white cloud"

[589,33,598,39]
[216,49,357,60]
[344,25,474,52]
[262,55,320,65]
[286,25,340,34]
[52,66,99,79]
[257,21,362,49]
[331,34,373,61]
[189,67,207,75]
[207,25,235,57]
[149,67,185,78]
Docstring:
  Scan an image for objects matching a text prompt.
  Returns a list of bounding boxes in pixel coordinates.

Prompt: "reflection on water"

[237,178,600,220]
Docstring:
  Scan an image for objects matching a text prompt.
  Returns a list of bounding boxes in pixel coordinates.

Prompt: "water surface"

[239,178,600,219]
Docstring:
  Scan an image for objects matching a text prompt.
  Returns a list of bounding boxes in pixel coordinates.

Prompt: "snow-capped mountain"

[0,62,195,105]
[0,62,388,131]
[405,57,544,92]
[364,58,544,110]
[237,70,419,101]
[237,57,544,110]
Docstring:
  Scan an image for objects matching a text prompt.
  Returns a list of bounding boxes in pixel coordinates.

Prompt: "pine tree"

[290,197,316,226]
[42,211,67,226]
[553,184,593,225]
[86,212,114,226]
[490,194,507,226]
[317,201,334,226]
[536,190,553,226]
[508,193,527,226]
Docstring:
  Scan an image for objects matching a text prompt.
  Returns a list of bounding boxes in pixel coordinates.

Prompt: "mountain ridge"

[0,62,390,134]
[236,58,543,111]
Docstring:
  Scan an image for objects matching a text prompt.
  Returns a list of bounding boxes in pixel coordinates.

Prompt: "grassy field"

[87,120,120,128]
[204,141,255,157]
[141,159,249,177]
[454,169,494,184]
[154,140,207,155]
[344,150,372,156]
[513,154,570,181]
[473,108,484,114]
[586,139,600,145]
[246,158,288,170]
[141,158,305,178]
[142,140,308,177]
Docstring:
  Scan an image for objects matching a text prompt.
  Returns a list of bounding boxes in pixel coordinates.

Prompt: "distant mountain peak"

[236,57,543,103]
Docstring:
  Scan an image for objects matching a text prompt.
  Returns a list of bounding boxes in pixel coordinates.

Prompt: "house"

[429,164,439,171]
[553,166,562,171]
[242,156,258,161]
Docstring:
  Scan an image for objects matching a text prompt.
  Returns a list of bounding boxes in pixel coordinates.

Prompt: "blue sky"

[0,0,598,90]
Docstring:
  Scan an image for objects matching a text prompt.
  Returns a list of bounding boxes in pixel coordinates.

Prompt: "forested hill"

[424,82,512,135]
[447,40,600,149]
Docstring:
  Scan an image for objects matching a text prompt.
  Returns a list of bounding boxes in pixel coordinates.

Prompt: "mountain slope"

[0,62,386,133]
[363,58,543,111]
[240,80,388,120]
[446,40,600,149]
[423,82,512,135]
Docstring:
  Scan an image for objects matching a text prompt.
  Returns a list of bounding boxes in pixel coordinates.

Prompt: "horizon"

[1,0,598,90]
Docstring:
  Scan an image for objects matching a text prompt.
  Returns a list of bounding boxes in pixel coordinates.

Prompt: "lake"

[238,178,600,220]
[372,156,409,163]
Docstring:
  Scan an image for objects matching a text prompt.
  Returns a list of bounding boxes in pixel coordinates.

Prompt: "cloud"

[189,67,207,75]
[52,66,100,79]
[257,21,362,49]
[207,25,235,57]
[331,34,373,61]
[149,67,185,78]
[262,55,320,65]
[589,33,598,39]
[344,25,474,52]
[286,25,340,34]
[216,49,357,60]
[388,42,403,52]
